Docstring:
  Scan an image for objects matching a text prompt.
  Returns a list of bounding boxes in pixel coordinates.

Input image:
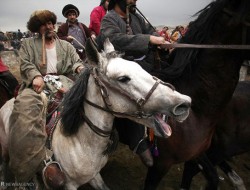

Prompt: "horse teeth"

[162,114,168,122]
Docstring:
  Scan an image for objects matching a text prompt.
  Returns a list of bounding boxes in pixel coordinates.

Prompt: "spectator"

[0,31,7,41]
[89,0,110,36]
[57,4,94,61]
[170,25,184,43]
[159,26,171,42]
[8,9,84,189]
[17,29,23,40]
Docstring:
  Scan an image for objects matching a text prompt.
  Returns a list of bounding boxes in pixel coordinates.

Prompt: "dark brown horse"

[0,71,18,108]
[144,0,250,189]
[180,80,250,190]
[0,81,11,109]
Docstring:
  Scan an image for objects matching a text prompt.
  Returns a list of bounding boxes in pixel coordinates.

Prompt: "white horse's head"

[64,38,191,138]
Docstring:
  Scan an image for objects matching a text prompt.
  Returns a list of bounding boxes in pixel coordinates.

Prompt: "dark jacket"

[99,10,157,58]
[57,22,92,42]
[57,22,93,60]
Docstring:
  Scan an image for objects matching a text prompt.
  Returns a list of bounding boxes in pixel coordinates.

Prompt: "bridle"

[82,66,175,137]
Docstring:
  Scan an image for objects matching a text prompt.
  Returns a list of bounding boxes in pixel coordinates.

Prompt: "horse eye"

[117,76,131,83]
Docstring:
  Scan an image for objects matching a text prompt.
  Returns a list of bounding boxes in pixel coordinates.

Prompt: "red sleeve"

[0,57,8,72]
[89,8,102,35]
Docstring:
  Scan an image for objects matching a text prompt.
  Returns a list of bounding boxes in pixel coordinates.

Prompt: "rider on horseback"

[8,10,85,189]
[97,0,170,167]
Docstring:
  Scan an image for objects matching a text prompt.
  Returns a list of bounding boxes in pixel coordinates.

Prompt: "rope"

[126,5,131,34]
[41,33,46,67]
[70,36,86,50]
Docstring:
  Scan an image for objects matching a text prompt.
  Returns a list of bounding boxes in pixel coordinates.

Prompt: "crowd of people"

[157,25,188,43]
[0,0,192,189]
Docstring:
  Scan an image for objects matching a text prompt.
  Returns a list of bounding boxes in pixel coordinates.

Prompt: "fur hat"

[62,4,80,18]
[27,10,57,33]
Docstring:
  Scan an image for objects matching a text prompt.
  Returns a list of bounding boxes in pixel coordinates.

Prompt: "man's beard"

[45,30,55,40]
[129,4,136,14]
[117,0,136,13]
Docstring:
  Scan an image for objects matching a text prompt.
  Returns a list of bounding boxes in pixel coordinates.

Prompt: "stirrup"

[42,157,63,189]
[133,138,145,154]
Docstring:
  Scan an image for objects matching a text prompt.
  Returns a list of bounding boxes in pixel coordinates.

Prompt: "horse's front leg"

[144,157,171,190]
[219,161,246,190]
[196,154,219,190]
[180,160,202,190]
[89,173,110,190]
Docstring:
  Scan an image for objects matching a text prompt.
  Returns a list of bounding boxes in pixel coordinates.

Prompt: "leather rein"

[160,43,250,50]
[82,66,174,137]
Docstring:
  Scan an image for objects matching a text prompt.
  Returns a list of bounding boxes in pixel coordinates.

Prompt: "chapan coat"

[99,9,158,59]
[8,37,83,182]
[18,37,83,91]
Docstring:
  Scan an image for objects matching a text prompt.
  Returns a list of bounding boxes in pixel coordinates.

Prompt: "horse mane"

[61,67,91,136]
[156,0,249,82]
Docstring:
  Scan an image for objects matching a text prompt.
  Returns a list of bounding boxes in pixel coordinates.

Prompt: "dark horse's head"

[155,0,250,115]
[157,0,250,83]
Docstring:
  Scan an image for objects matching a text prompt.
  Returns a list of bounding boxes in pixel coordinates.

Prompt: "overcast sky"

[0,0,212,32]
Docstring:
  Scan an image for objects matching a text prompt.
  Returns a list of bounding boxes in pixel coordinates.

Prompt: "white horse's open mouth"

[154,113,172,137]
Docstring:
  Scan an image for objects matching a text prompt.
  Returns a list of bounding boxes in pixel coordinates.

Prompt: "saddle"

[45,91,63,149]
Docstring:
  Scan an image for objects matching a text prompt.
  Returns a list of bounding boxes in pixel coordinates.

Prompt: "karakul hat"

[62,4,80,18]
[27,10,57,33]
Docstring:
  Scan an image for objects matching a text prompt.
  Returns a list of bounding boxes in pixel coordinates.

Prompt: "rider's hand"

[149,36,166,45]
[32,76,45,94]
[76,66,84,74]
[67,35,74,42]
[91,34,96,40]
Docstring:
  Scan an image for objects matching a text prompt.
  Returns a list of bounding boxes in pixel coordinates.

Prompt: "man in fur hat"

[57,4,94,61]
[98,0,170,167]
[8,10,84,189]
[89,0,110,36]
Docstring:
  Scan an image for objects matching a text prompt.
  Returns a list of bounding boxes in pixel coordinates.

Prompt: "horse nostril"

[173,102,191,116]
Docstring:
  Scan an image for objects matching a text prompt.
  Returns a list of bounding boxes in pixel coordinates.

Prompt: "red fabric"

[89,6,107,35]
[0,57,8,72]
[159,31,170,42]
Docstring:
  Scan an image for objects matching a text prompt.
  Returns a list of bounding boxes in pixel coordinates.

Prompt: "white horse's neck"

[52,74,115,187]
[84,75,115,133]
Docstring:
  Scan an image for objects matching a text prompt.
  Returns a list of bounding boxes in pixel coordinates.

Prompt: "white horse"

[0,39,191,189]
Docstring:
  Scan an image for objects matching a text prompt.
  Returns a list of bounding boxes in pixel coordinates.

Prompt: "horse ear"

[103,38,115,54]
[85,38,101,65]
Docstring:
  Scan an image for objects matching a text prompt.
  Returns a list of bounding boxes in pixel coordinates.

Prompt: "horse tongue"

[155,114,172,136]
